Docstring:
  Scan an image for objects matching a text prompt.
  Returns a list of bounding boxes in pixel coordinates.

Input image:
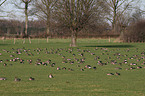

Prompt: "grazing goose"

[62,61,67,63]
[130,67,135,69]
[14,77,21,81]
[0,60,3,63]
[27,60,32,64]
[77,65,80,67]
[137,66,142,69]
[93,67,97,70]
[29,77,35,81]
[68,68,73,71]
[62,56,65,58]
[81,68,84,71]
[4,63,7,66]
[10,55,14,57]
[115,72,120,75]
[62,67,66,70]
[85,65,91,69]
[49,74,54,78]
[70,61,74,64]
[90,53,95,55]
[50,63,55,67]
[72,54,75,56]
[125,68,129,70]
[115,67,122,70]
[107,73,114,75]
[57,67,61,70]
[0,77,7,80]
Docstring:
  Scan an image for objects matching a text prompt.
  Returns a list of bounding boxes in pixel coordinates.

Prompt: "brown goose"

[14,77,21,81]
[29,77,35,81]
[49,74,54,78]
[107,73,114,75]
[115,72,120,75]
[0,77,7,80]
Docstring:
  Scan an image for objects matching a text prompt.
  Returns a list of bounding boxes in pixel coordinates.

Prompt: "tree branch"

[0,0,7,6]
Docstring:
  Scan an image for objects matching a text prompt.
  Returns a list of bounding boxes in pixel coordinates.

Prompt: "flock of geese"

[0,75,53,81]
[0,47,145,81]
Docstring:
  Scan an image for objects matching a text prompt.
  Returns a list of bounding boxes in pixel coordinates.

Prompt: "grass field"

[0,38,145,96]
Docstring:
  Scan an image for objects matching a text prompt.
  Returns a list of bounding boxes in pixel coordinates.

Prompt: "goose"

[90,53,95,55]
[29,77,35,81]
[14,77,21,81]
[62,67,66,70]
[62,61,67,63]
[57,67,61,70]
[130,67,135,69]
[0,77,7,80]
[81,69,84,71]
[125,68,129,70]
[115,72,120,75]
[50,63,55,67]
[4,63,7,66]
[27,60,32,64]
[93,67,97,70]
[49,74,54,78]
[10,55,14,57]
[0,60,3,63]
[62,56,65,58]
[68,68,73,71]
[70,61,74,64]
[72,54,75,56]
[77,65,80,67]
[107,73,114,75]
[137,66,142,69]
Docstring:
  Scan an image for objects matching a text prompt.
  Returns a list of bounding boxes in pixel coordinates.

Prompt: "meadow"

[0,38,145,96]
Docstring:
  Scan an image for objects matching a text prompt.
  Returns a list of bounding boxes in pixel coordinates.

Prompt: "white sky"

[0,0,145,21]
[0,0,38,21]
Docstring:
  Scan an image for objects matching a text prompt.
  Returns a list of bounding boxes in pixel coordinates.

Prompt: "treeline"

[0,0,145,43]
[0,19,117,38]
[0,19,45,38]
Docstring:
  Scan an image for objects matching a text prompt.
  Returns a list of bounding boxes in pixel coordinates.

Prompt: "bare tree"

[105,0,139,33]
[11,0,33,37]
[0,0,7,18]
[22,0,31,36]
[0,0,7,6]
[55,0,106,47]
[34,0,57,36]
[131,7,143,22]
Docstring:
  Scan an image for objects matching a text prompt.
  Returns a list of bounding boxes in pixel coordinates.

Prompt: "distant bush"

[121,20,145,42]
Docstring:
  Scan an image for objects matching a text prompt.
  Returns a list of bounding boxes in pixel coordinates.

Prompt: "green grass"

[0,38,145,96]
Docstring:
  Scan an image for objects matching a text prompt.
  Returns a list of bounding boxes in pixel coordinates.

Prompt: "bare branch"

[105,0,139,33]
[0,0,7,6]
[22,0,31,3]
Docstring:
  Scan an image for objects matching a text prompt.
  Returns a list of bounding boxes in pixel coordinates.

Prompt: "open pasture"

[0,38,145,96]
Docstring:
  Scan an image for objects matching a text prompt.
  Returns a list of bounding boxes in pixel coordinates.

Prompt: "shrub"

[121,20,145,42]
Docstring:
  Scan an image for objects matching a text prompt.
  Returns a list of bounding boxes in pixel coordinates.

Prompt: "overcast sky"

[0,0,37,21]
[0,0,145,21]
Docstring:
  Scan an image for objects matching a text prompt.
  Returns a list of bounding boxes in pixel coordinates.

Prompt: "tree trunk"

[25,2,28,36]
[70,29,77,47]
[113,23,117,33]
[112,18,117,33]
[46,26,50,35]
[46,14,50,37]
[16,27,19,35]
[7,28,10,35]
[46,24,51,38]
[112,2,117,34]
[20,25,24,37]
